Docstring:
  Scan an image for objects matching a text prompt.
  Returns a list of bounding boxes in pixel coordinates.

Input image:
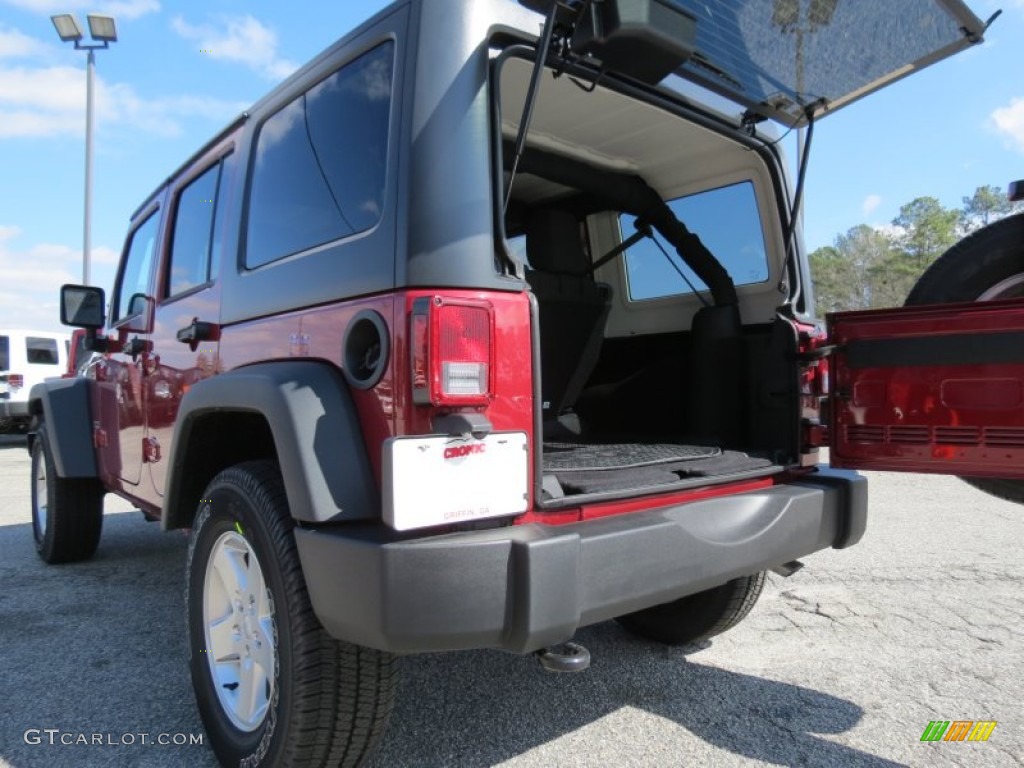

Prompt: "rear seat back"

[525,209,612,423]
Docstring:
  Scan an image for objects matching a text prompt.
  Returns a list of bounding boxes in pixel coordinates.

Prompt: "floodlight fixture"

[50,13,84,43]
[87,14,117,43]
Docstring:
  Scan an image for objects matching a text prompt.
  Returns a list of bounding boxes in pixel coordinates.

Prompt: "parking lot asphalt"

[0,432,1021,768]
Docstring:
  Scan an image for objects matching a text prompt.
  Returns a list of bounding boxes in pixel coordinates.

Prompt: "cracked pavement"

[0,434,1020,767]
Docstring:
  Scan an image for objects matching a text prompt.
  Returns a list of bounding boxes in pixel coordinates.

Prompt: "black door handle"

[177,320,219,350]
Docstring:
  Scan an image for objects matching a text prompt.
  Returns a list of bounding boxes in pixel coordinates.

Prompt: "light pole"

[51,13,118,287]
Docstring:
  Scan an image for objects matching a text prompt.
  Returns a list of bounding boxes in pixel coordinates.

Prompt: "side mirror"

[121,293,155,334]
[61,284,106,329]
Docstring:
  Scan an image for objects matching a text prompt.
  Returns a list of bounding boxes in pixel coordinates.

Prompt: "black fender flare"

[27,378,98,479]
[164,361,377,525]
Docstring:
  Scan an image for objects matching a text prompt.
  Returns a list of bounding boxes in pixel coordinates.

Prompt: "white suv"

[0,330,69,432]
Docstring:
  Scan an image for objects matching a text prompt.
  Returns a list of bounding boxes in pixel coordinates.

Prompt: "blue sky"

[1,0,1023,332]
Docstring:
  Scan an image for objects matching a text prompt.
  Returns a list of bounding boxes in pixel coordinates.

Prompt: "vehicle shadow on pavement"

[370,620,903,768]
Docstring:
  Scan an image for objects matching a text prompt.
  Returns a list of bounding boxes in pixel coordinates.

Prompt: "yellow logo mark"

[967,721,998,742]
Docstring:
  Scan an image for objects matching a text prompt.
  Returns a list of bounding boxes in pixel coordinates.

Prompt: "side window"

[246,42,394,268]
[621,181,768,301]
[26,337,59,365]
[209,154,234,282]
[0,336,10,370]
[114,212,160,322]
[167,161,223,298]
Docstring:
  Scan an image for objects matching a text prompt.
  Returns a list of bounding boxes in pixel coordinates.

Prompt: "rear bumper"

[295,467,866,654]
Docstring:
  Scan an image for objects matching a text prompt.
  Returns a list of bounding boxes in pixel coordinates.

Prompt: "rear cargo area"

[497,55,805,505]
[530,317,800,503]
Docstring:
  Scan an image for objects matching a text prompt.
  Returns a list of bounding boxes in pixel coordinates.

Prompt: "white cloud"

[861,194,882,216]
[990,97,1024,154]
[1,0,159,20]
[171,14,298,81]
[0,64,246,139]
[92,245,120,264]
[874,223,904,240]
[0,25,45,59]
[0,227,87,330]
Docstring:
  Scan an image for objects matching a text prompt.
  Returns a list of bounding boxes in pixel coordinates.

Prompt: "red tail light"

[7,373,24,389]
[411,297,493,406]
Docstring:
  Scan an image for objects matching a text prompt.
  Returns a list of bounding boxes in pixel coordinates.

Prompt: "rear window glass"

[506,234,528,267]
[0,336,8,370]
[621,181,768,301]
[26,337,59,365]
[664,0,972,126]
[246,42,394,268]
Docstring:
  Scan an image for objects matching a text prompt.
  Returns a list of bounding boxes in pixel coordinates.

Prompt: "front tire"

[186,461,398,767]
[31,425,104,564]
[616,572,766,645]
[905,213,1024,503]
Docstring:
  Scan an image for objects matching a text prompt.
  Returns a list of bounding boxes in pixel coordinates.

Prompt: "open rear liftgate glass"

[828,298,1024,479]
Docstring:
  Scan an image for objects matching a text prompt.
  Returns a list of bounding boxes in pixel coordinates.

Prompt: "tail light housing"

[6,373,24,390]
[411,297,494,406]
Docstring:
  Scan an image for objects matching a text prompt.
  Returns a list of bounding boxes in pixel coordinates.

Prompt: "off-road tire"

[186,460,398,768]
[905,212,1024,504]
[616,571,766,645]
[31,425,104,564]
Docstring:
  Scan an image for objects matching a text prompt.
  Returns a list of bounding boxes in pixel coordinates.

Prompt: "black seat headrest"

[526,210,589,275]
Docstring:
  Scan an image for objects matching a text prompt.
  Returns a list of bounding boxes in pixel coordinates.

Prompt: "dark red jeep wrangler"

[30,0,1016,765]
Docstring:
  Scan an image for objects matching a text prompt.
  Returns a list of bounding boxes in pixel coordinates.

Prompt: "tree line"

[808,185,1023,315]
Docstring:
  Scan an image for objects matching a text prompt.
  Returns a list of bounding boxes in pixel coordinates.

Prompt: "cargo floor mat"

[540,441,779,497]
[542,441,721,472]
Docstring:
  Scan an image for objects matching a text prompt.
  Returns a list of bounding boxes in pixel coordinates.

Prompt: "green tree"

[809,224,899,313]
[809,245,856,314]
[891,196,961,269]
[866,252,922,309]
[962,185,1014,232]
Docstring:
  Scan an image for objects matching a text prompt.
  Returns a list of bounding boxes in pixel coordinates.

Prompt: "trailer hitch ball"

[536,642,591,673]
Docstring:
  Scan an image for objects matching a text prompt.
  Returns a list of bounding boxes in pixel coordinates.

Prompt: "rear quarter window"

[26,337,59,365]
[0,336,8,370]
[245,42,395,269]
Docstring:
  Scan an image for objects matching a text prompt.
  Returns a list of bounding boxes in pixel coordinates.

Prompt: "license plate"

[382,432,529,531]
